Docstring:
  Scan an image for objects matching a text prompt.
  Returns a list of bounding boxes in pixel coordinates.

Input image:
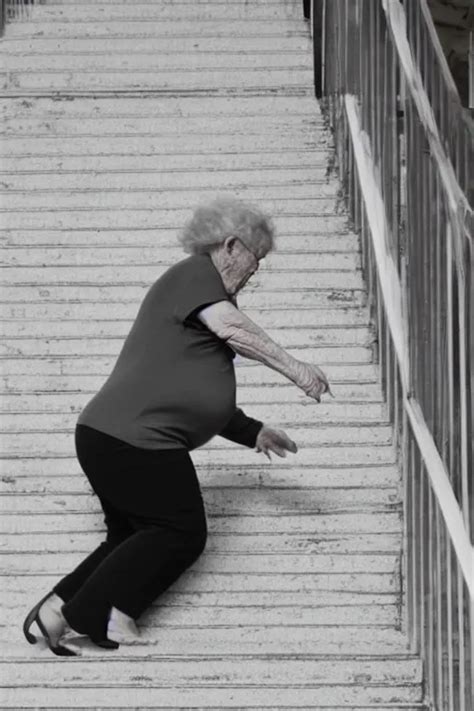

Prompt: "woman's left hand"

[255,425,298,461]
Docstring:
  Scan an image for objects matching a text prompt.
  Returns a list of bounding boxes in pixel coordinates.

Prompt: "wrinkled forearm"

[197,301,313,390]
[226,321,311,389]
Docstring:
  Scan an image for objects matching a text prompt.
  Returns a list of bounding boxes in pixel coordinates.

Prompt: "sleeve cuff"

[218,408,264,448]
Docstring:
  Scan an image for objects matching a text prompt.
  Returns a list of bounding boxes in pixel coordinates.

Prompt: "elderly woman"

[23,196,330,656]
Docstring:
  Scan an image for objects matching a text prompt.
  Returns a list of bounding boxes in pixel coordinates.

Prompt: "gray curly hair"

[177,196,275,257]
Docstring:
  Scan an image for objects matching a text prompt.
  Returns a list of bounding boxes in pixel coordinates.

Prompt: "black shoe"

[90,637,120,649]
[23,591,79,657]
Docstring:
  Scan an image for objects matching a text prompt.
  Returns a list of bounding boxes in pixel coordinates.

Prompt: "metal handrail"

[310,1,473,709]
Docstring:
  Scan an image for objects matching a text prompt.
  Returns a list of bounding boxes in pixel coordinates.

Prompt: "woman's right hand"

[295,360,333,402]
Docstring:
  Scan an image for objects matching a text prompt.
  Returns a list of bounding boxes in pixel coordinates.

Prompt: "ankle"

[46,592,66,616]
[108,607,140,635]
[110,606,136,625]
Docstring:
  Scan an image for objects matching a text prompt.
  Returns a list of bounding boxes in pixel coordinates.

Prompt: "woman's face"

[225,237,265,295]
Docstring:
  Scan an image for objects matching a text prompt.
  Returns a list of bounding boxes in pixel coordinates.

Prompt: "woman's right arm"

[197,300,331,400]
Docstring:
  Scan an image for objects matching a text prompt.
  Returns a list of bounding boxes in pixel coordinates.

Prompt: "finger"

[270,445,287,458]
[276,434,297,453]
[281,434,297,453]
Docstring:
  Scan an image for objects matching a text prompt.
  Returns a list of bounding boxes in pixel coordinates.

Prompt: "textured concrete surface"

[0,1,428,708]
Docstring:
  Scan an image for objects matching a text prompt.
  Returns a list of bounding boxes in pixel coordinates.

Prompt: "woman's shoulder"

[167,253,210,277]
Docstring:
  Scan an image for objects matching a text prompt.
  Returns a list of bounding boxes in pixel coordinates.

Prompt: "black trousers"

[53,424,207,641]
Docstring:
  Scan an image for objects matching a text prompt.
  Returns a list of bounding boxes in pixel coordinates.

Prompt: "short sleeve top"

[77,253,237,450]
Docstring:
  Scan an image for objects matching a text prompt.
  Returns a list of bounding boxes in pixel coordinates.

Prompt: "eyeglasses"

[237,239,260,270]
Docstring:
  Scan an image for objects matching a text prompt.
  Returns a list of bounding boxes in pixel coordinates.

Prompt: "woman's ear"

[224,235,238,253]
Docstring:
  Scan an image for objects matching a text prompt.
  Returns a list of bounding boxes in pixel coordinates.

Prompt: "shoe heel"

[35,613,78,657]
[22,590,53,644]
[23,609,38,644]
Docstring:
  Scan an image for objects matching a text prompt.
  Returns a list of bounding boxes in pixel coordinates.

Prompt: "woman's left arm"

[218,409,298,460]
[218,408,264,448]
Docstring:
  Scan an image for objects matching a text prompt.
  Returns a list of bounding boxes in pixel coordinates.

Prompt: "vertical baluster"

[446,535,454,711]
[434,498,443,706]
[407,434,414,645]
[418,451,425,656]
[457,565,466,711]
[426,481,434,695]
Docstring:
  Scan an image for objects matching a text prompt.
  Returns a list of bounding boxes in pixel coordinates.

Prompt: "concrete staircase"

[0,1,427,708]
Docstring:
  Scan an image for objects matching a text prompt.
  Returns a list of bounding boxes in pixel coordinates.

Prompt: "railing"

[309,1,473,709]
[0,0,34,36]
[403,1,473,206]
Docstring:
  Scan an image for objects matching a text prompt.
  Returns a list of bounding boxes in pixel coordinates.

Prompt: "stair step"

[0,657,423,707]
[0,213,348,234]
[2,70,313,93]
[0,233,357,252]
[1,284,365,308]
[0,350,373,370]
[0,510,403,535]
[2,52,313,74]
[1,115,320,140]
[0,152,332,174]
[0,459,400,486]
[0,168,335,190]
[0,339,373,362]
[0,263,365,287]
[0,485,400,516]
[0,440,396,469]
[0,460,400,485]
[2,547,400,574]
[1,623,412,655]
[1,304,368,326]
[3,601,403,629]
[1,328,372,352]
[0,212,350,232]
[1,530,401,554]
[4,20,308,40]
[1,655,422,686]
[0,35,313,57]
[1,249,356,271]
[0,95,322,119]
[0,360,377,382]
[2,568,400,597]
[0,684,423,706]
[4,5,327,22]
[0,400,387,422]
[0,132,325,155]
[0,580,401,605]
[0,382,383,404]
[0,697,431,711]
[0,189,338,208]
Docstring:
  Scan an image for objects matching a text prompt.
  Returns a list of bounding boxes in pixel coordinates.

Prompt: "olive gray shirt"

[77,253,263,450]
